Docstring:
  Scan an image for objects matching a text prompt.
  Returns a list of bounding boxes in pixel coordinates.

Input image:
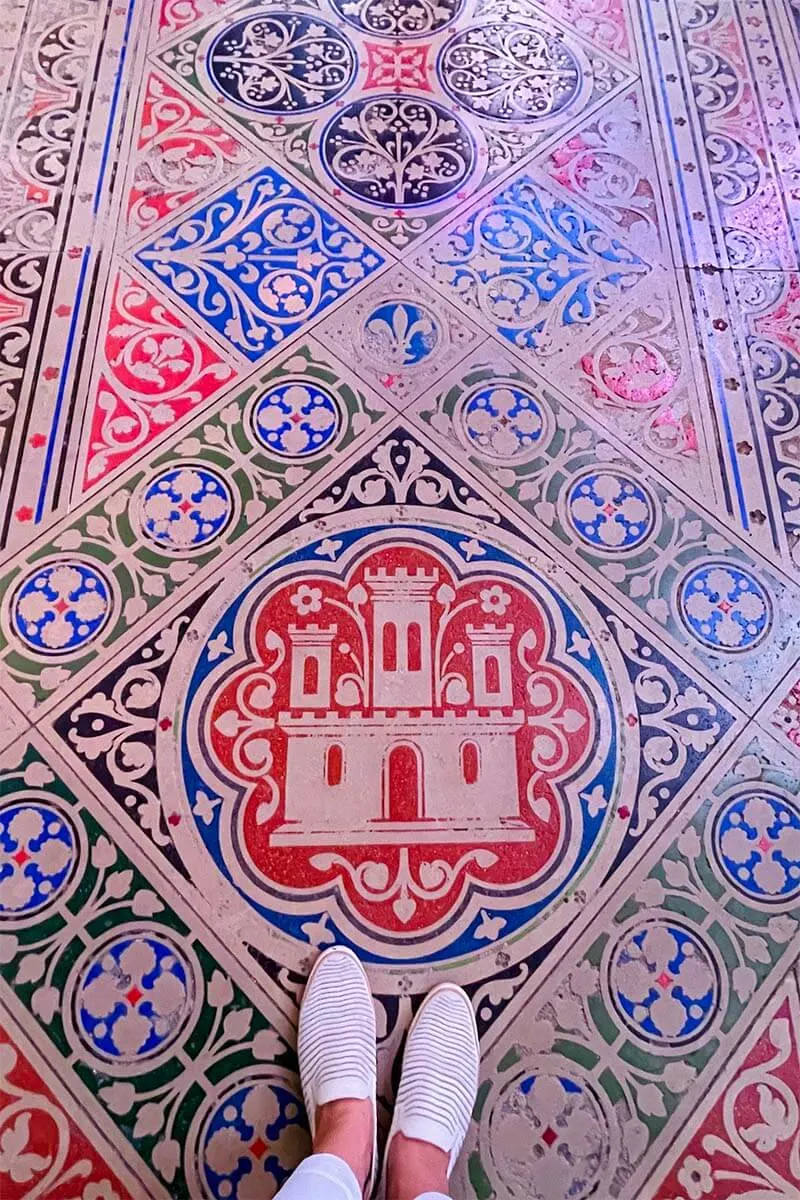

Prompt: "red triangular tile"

[0,1020,135,1199]
[650,978,800,1198]
[79,269,236,490]
[126,72,253,238]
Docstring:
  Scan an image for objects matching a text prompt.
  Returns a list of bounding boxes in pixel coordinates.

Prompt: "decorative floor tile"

[412,171,653,357]
[314,264,485,408]
[682,268,800,562]
[0,0,150,542]
[134,164,386,361]
[2,0,800,1193]
[542,84,666,263]
[155,0,222,41]
[154,0,634,252]
[0,0,96,257]
[457,727,800,1199]
[645,0,800,271]
[76,268,238,492]
[0,1017,139,1199]
[408,169,720,489]
[0,735,306,1198]
[0,253,43,487]
[508,0,633,61]
[0,340,388,713]
[124,72,255,240]
[409,353,800,708]
[769,672,800,754]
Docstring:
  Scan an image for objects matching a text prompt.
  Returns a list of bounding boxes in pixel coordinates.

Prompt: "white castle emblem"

[272,566,532,846]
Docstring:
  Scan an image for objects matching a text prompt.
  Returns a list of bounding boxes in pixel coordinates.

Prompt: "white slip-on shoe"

[382,983,480,1194]
[298,945,378,1198]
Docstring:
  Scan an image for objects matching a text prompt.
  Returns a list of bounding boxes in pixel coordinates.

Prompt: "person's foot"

[384,984,480,1200]
[298,946,377,1196]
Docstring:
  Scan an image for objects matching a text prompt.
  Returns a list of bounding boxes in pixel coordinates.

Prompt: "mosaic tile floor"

[2,0,800,1195]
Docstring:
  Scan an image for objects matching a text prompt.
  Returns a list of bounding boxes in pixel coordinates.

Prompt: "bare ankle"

[386,1131,450,1200]
[313,1098,373,1193]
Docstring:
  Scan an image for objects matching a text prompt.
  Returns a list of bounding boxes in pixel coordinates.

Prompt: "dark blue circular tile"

[320,95,476,208]
[208,12,357,114]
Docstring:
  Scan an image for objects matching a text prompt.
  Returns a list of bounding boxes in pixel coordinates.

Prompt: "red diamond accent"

[249,1137,268,1160]
[178,500,193,513]
[53,599,69,613]
[603,503,616,515]
[717,599,733,613]
[758,836,771,852]
[656,971,672,989]
[12,849,30,866]
[541,1126,559,1148]
[125,986,143,1006]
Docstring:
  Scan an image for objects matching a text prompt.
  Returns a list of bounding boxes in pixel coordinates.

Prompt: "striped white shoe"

[384,983,480,1187]
[298,946,377,1197]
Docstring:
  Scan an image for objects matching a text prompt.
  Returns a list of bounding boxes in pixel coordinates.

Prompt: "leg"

[274,1149,363,1199]
[383,984,480,1200]
[289,947,377,1198]
[313,1098,373,1188]
[273,1099,372,1199]
[385,1132,450,1199]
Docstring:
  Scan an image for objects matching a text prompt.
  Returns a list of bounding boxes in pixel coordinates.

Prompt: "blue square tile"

[135,166,385,361]
[420,174,652,353]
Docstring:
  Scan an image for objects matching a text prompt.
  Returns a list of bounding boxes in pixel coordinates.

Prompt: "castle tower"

[466,624,514,707]
[288,624,336,709]
[365,567,438,708]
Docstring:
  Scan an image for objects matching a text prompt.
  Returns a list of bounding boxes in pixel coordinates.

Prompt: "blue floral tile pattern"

[75,932,194,1062]
[11,561,112,655]
[201,1078,308,1199]
[678,562,772,652]
[423,175,650,352]
[488,1071,609,1197]
[609,921,719,1045]
[362,301,439,367]
[206,13,358,115]
[0,802,78,916]
[140,465,234,552]
[135,167,384,361]
[566,472,655,552]
[458,382,547,461]
[250,380,341,458]
[712,791,800,902]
